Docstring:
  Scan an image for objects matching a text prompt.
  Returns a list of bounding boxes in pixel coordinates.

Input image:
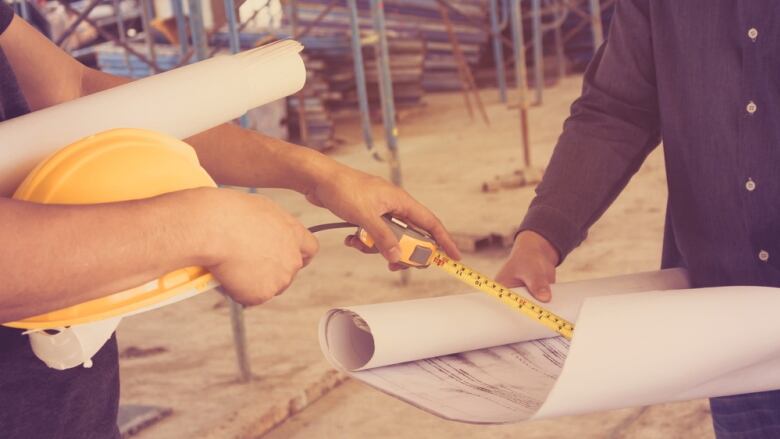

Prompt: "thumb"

[523,273,552,303]
[362,217,401,263]
[299,229,320,267]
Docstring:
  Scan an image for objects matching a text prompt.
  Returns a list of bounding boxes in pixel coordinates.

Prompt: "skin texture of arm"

[0,189,216,322]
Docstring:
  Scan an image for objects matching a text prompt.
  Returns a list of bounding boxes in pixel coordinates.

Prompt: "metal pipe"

[489,0,507,102]
[346,0,379,160]
[370,0,408,285]
[224,0,249,128]
[222,0,252,383]
[56,0,102,46]
[111,0,134,77]
[589,0,604,51]
[531,0,543,105]
[288,0,309,145]
[139,0,158,66]
[188,0,208,61]
[510,0,531,167]
[498,0,510,30]
[170,0,189,55]
[552,0,566,80]
[17,0,30,21]
[370,0,399,176]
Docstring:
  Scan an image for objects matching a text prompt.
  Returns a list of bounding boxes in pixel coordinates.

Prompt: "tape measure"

[356,216,575,340]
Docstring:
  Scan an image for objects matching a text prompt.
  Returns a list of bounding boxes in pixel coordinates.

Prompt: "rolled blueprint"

[0,39,305,196]
[320,269,691,371]
[318,269,780,423]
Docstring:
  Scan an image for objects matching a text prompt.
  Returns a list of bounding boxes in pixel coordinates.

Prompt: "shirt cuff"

[519,204,585,264]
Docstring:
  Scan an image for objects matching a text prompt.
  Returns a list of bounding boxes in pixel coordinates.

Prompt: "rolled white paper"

[0,39,306,195]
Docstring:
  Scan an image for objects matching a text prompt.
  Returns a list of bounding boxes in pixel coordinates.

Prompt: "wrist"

[284,145,341,196]
[514,230,560,266]
[169,187,227,268]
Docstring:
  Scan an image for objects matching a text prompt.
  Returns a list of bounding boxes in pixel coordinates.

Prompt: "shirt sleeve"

[0,1,15,36]
[519,0,661,262]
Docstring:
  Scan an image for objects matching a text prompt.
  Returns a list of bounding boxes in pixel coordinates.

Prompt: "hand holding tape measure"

[347,215,575,340]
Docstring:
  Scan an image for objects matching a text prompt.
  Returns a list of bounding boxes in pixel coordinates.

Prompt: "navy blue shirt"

[521,0,780,289]
[0,4,120,438]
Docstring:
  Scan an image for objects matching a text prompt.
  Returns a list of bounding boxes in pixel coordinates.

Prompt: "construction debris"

[481,166,544,193]
[451,225,521,253]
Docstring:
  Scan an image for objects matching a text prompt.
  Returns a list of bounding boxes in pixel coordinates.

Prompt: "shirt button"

[748,27,758,41]
[759,250,770,262]
[745,178,756,191]
[747,101,757,114]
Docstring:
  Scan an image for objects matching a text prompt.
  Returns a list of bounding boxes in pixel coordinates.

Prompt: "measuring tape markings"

[432,252,575,340]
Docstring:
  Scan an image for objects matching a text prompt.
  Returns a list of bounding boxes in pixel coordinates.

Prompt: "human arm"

[1,13,460,266]
[0,15,318,321]
[0,188,317,323]
[496,0,661,300]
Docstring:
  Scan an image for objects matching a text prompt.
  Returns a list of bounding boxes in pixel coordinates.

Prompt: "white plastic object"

[0,39,306,196]
[25,318,121,370]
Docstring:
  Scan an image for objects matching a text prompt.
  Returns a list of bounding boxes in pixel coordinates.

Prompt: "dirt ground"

[120,75,715,438]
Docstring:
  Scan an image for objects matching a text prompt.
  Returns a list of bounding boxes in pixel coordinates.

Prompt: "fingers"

[344,234,379,254]
[388,262,409,271]
[495,261,555,303]
[299,229,319,267]
[399,200,462,260]
[522,271,553,303]
[361,216,402,263]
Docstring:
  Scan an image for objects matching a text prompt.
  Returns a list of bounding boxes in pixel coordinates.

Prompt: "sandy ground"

[121,75,715,438]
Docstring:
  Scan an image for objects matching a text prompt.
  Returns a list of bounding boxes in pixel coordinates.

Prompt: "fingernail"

[387,247,401,263]
[537,287,551,302]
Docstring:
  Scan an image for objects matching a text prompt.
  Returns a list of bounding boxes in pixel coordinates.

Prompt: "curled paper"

[0,39,306,196]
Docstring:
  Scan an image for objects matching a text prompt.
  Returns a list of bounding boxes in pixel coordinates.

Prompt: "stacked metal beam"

[92,40,181,77]
[286,54,339,150]
[211,31,347,150]
[285,0,490,92]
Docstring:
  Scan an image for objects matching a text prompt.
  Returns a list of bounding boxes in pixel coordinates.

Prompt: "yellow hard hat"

[4,128,218,330]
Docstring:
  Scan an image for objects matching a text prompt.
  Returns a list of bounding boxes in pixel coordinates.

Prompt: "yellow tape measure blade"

[431,251,575,340]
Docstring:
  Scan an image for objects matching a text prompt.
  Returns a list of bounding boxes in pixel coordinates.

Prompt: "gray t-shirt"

[0,4,120,438]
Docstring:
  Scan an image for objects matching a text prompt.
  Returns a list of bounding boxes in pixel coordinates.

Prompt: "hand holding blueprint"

[319,269,780,423]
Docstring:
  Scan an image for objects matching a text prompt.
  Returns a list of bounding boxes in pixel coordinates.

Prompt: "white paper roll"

[0,39,306,195]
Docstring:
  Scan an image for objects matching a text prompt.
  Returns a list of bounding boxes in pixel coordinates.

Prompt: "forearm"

[520,0,660,261]
[186,123,336,193]
[0,189,218,322]
[79,68,333,194]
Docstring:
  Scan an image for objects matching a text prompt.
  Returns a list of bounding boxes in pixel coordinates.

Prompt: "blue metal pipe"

[370,0,400,182]
[489,0,507,103]
[498,0,510,30]
[224,0,249,128]
[188,0,208,61]
[370,0,407,284]
[589,0,604,51]
[550,0,565,80]
[170,0,189,55]
[346,0,379,160]
[222,0,253,383]
[17,0,30,21]
[111,0,134,76]
[510,0,531,166]
[531,0,543,105]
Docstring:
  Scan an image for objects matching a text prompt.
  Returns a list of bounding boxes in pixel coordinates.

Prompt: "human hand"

[196,188,319,305]
[495,230,559,302]
[303,163,460,270]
